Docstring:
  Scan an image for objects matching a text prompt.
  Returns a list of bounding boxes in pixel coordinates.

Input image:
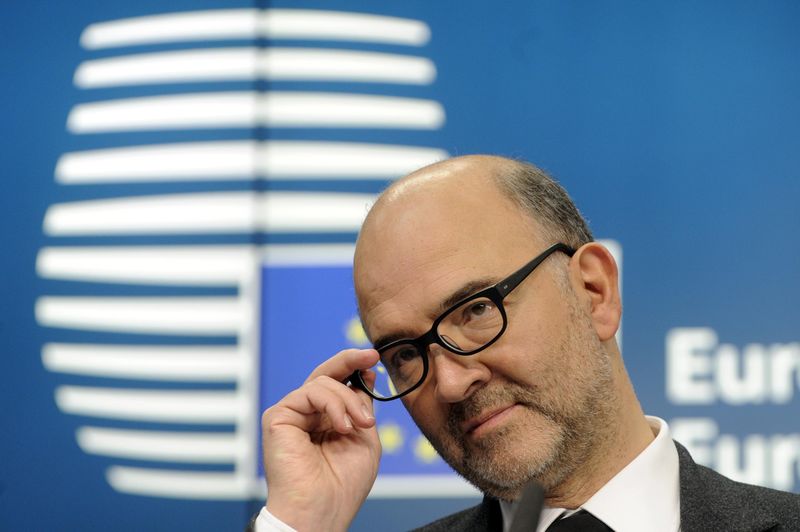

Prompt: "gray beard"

[416,331,614,500]
[418,381,590,501]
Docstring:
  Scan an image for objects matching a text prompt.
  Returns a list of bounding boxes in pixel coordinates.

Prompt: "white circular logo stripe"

[43,344,245,382]
[75,48,436,88]
[80,9,431,49]
[55,142,449,183]
[67,92,445,133]
[77,427,244,464]
[55,386,244,423]
[43,192,376,235]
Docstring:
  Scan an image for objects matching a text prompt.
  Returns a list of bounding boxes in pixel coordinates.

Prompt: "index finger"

[304,348,379,384]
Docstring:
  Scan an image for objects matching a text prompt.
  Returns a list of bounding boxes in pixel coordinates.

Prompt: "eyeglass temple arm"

[345,370,365,391]
[495,243,576,298]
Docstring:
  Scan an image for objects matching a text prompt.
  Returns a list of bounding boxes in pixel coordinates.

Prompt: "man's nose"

[429,345,491,403]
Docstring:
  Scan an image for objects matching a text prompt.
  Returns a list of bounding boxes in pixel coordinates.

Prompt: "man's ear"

[568,242,621,341]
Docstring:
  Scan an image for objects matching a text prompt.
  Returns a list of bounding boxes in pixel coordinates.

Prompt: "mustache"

[445,381,559,437]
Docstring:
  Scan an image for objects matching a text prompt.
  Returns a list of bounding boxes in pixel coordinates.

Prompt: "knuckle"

[261,408,286,435]
[265,418,285,437]
[313,375,332,385]
[307,378,331,395]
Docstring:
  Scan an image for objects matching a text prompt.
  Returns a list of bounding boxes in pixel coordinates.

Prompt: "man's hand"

[261,348,381,532]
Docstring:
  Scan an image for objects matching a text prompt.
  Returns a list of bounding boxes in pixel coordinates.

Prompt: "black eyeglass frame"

[349,242,576,401]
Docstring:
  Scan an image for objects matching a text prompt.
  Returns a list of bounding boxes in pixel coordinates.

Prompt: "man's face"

[354,169,614,500]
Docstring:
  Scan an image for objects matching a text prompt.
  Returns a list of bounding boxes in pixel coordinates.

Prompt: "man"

[255,155,800,531]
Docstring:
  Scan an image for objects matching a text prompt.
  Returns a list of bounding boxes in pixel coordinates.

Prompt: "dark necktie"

[545,509,614,531]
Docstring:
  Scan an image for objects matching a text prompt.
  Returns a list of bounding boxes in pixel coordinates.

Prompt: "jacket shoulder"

[676,441,800,531]
[412,497,501,532]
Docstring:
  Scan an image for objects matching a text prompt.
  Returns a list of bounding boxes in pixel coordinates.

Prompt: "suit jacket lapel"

[471,496,504,531]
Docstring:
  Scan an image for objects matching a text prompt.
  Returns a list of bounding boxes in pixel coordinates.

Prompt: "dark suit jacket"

[413,442,800,532]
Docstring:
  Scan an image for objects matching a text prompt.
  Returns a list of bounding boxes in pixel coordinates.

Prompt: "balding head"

[354,155,592,331]
[371,155,514,210]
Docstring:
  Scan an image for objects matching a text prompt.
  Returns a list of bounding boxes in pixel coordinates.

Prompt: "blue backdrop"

[1,1,799,530]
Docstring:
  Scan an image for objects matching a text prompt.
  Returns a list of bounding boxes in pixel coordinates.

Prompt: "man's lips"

[461,404,518,435]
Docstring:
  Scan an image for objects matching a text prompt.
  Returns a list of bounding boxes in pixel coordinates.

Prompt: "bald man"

[254,156,800,532]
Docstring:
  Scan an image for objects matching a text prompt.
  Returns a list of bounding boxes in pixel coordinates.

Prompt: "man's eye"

[388,346,419,371]
[395,348,418,363]
[469,302,489,316]
[464,300,494,320]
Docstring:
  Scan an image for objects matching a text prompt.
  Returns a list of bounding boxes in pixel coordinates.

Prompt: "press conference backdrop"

[1,1,799,530]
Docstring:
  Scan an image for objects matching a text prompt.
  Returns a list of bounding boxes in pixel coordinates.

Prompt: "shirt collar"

[500,416,680,532]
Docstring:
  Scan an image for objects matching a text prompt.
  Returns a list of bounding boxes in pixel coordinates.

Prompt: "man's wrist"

[266,499,348,532]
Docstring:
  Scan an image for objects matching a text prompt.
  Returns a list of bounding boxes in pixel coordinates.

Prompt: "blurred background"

[1,1,799,530]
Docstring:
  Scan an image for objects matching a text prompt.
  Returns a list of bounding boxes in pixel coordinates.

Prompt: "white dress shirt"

[254,508,297,532]
[500,416,681,532]
[256,416,680,532]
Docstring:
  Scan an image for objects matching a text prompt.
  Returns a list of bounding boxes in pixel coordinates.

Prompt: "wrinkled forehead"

[353,174,543,340]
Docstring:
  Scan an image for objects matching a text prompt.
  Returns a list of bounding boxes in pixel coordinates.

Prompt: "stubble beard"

[416,302,616,501]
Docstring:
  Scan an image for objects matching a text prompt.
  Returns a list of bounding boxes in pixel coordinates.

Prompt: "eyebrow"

[435,277,498,315]
[372,276,499,349]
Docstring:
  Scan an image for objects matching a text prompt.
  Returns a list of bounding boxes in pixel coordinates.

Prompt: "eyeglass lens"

[366,296,504,399]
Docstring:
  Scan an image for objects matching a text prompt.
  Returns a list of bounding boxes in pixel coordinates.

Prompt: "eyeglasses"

[349,242,576,401]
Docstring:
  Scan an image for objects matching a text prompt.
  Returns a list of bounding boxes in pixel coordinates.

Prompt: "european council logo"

[34,8,465,501]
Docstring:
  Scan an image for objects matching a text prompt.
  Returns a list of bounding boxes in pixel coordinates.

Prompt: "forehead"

[354,170,546,340]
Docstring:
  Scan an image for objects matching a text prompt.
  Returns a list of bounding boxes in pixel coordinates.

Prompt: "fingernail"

[361,404,374,420]
[344,415,353,429]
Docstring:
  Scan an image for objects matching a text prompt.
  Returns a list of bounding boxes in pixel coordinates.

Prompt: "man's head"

[353,155,637,502]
